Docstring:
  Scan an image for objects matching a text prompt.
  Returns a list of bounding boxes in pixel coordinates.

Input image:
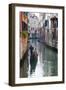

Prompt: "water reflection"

[20,39,58,78]
[30,47,38,74]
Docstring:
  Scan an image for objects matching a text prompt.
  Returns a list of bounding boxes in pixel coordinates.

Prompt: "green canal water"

[20,39,58,78]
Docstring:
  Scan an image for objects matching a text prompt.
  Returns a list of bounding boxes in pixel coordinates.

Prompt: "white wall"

[0,0,66,90]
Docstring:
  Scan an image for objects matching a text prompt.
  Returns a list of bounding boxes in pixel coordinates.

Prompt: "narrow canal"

[20,39,58,78]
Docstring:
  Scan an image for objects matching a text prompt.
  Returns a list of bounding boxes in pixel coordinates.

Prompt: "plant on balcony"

[22,31,28,38]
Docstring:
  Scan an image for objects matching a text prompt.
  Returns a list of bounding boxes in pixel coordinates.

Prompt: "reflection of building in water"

[30,49,38,74]
[20,50,28,77]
